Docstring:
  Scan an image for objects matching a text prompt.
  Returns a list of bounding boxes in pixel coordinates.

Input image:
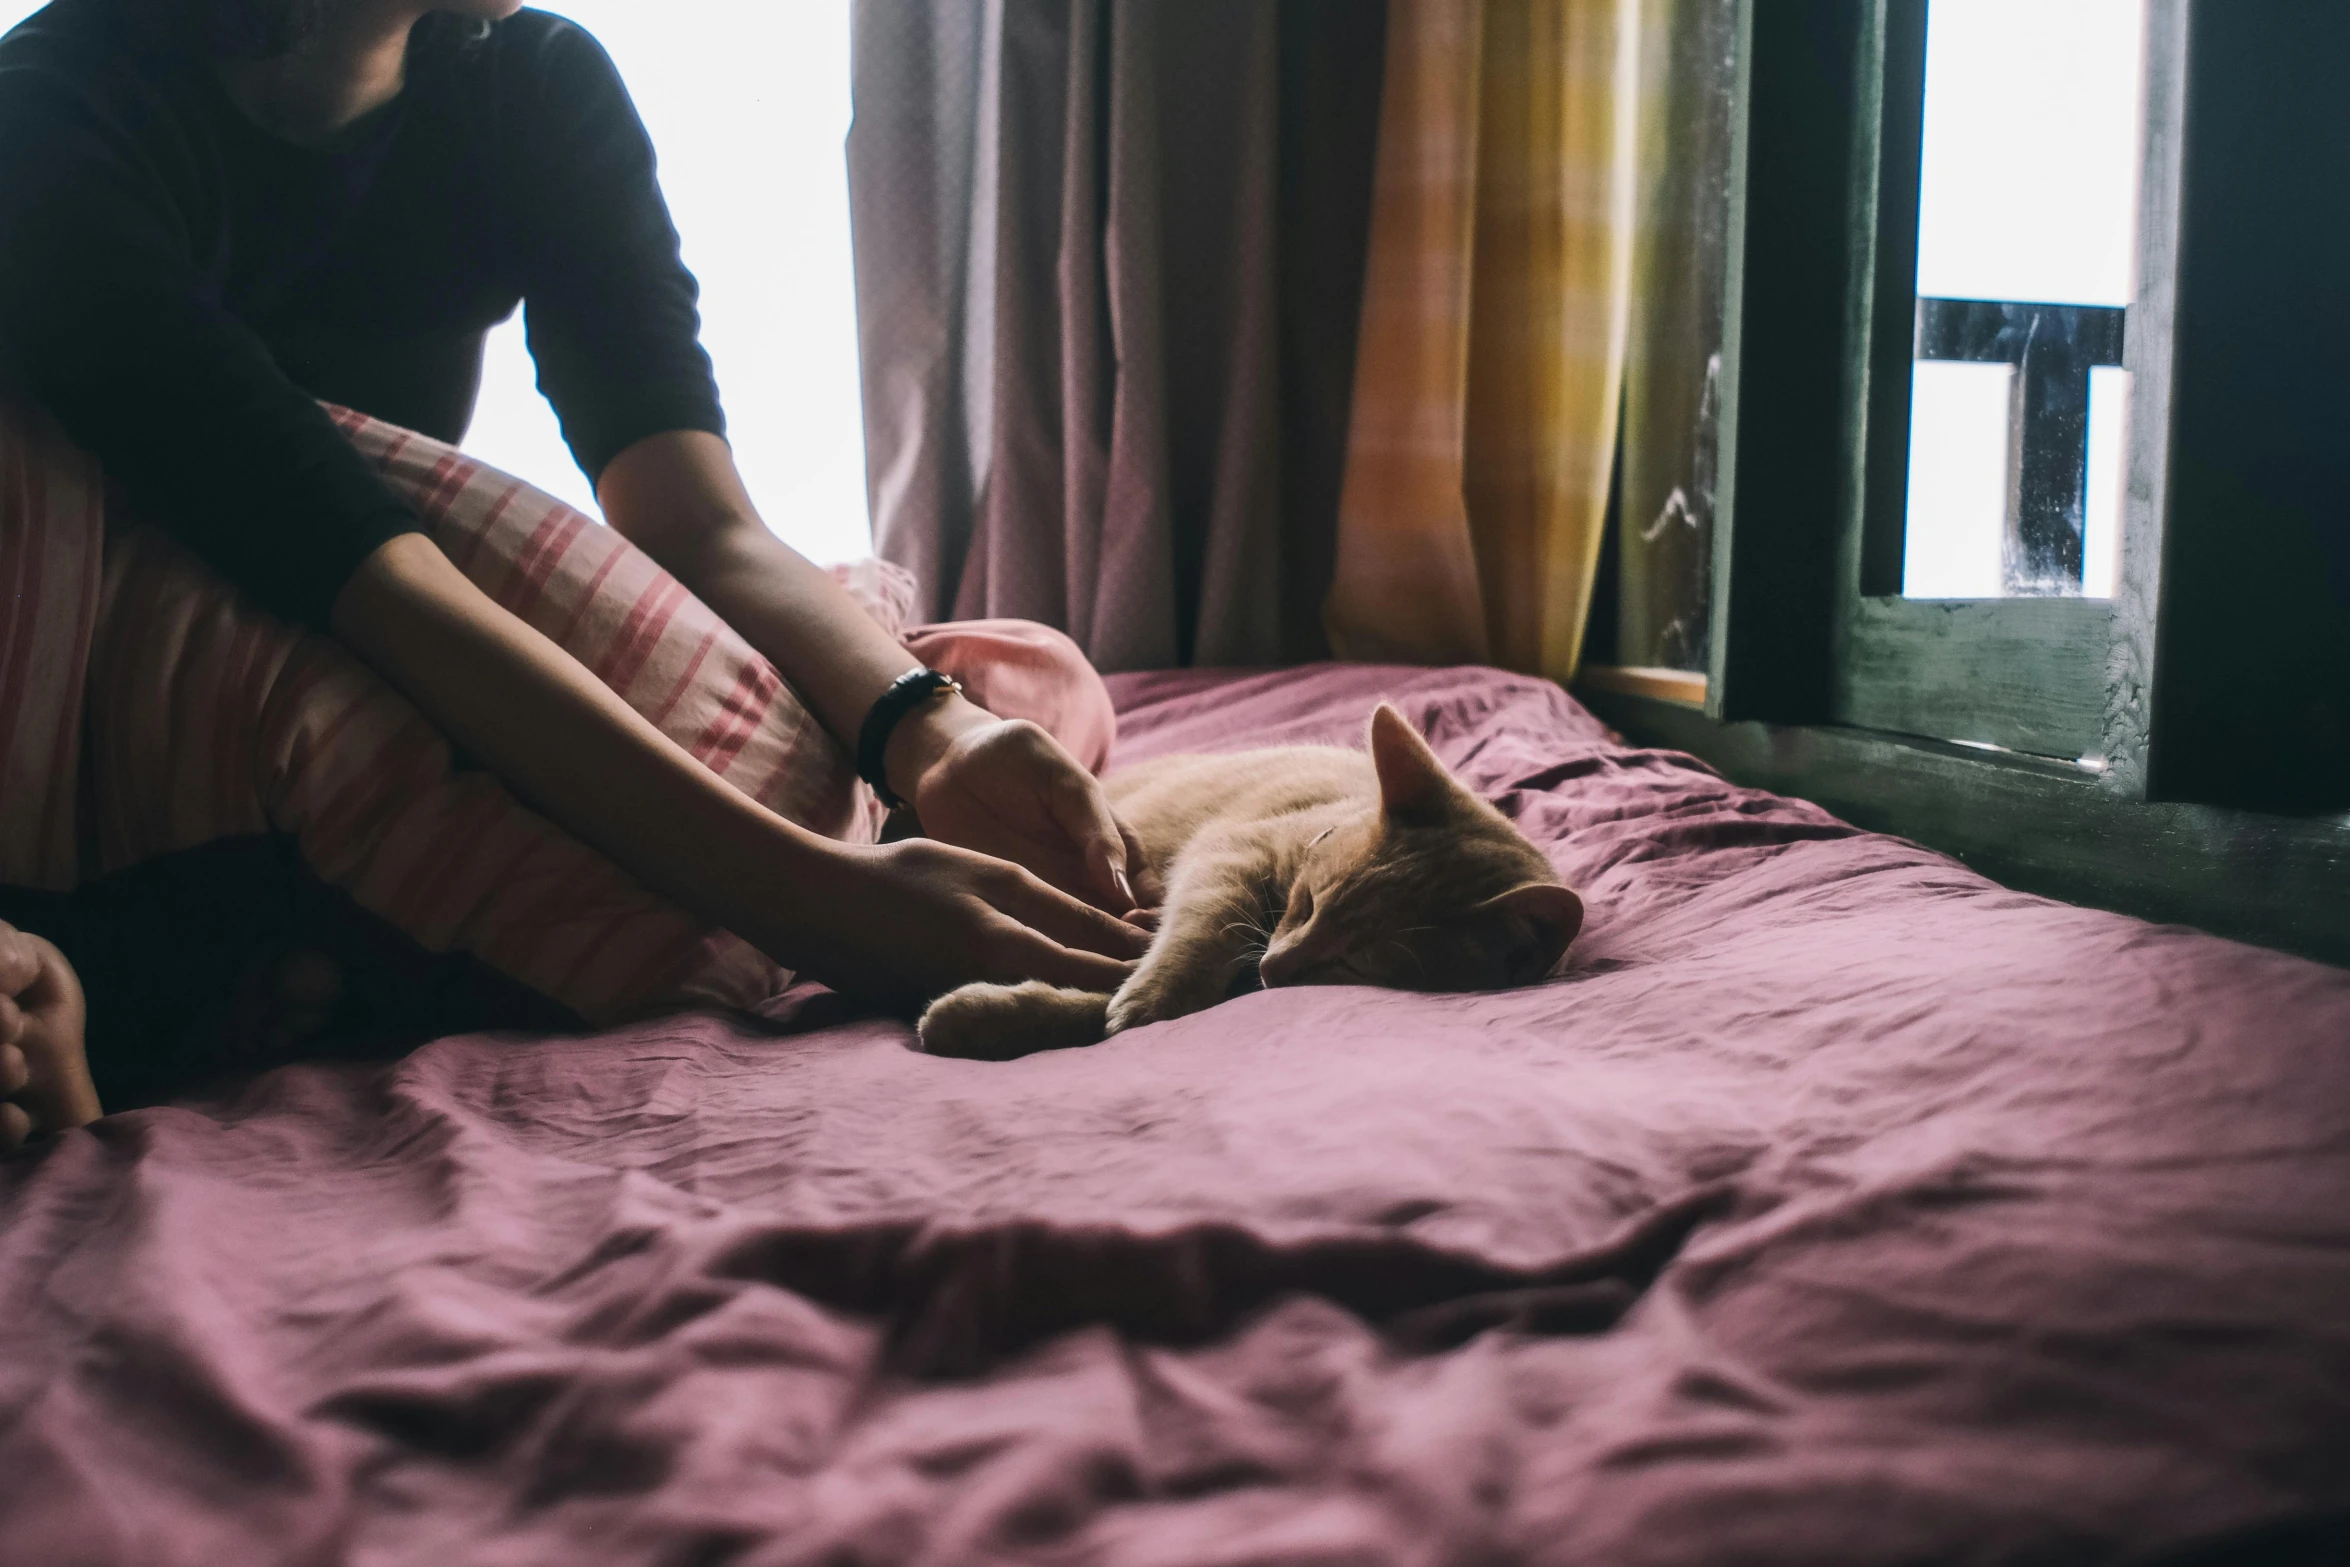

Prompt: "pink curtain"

[846,0,1389,671]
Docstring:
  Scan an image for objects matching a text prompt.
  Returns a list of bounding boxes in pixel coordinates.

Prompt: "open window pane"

[1901,360,2013,599]
[2082,364,2132,599]
[1900,0,2147,600]
[1617,0,1741,677]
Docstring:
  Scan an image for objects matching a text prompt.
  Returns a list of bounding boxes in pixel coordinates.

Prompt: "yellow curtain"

[1325,0,1640,682]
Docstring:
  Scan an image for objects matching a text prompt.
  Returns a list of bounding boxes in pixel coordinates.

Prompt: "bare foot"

[0,921,101,1151]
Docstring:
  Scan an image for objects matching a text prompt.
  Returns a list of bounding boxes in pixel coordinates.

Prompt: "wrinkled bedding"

[3,663,2348,1566]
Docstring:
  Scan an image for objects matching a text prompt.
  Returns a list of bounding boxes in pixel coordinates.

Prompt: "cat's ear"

[1478,882,1584,983]
[1368,704,1456,825]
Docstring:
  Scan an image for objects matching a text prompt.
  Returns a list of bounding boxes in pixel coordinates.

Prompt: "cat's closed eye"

[923,705,1582,1057]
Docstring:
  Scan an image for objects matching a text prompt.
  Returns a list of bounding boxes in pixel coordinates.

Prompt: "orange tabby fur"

[918,705,1582,1060]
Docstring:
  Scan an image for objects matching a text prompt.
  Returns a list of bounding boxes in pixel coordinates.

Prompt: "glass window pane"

[1916,0,2147,308]
[1903,361,2014,600]
[2082,365,2131,599]
[1618,0,1741,674]
[1899,0,2147,601]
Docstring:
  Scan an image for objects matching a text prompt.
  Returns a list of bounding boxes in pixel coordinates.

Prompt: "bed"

[3,662,2346,1565]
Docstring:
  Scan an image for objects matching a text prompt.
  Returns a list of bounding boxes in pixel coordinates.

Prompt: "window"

[1829,0,2172,763]
[1588,0,2349,956]
[1901,0,2144,602]
[1693,0,2343,808]
[468,2,870,563]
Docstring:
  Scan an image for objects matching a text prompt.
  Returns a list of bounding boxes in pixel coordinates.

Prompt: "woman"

[0,0,1150,1144]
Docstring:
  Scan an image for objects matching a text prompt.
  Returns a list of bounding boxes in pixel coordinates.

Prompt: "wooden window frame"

[1827,1,2172,764]
[1576,0,2350,967]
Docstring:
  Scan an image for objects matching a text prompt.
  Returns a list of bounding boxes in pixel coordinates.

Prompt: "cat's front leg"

[1105,854,1278,1036]
[919,981,1112,1059]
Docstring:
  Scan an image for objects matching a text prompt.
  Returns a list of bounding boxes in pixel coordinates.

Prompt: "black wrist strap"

[857,667,963,811]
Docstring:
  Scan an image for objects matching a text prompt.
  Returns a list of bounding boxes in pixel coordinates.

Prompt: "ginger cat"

[918,704,1583,1060]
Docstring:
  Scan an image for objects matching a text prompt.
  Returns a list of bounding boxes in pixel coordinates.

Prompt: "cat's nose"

[1258,942,1301,988]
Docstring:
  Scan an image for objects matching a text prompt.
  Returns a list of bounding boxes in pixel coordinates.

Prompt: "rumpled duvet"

[3,663,2346,1566]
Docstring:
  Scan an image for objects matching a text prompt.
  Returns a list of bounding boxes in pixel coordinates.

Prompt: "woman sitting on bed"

[0,0,1151,1146]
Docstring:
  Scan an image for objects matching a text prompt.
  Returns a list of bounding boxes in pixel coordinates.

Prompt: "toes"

[0,1101,30,1153]
[0,1041,26,1097]
[0,930,39,999]
[0,992,19,1047]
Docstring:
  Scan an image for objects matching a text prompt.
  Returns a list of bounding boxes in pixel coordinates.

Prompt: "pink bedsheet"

[3,663,2347,1565]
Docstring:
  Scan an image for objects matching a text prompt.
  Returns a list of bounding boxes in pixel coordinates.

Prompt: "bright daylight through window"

[0,0,873,564]
[1902,0,2145,601]
[473,1,870,563]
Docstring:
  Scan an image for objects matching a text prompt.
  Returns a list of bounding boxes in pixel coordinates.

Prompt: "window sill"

[1577,687,2350,971]
[1575,664,1708,709]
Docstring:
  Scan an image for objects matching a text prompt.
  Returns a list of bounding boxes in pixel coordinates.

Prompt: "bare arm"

[592,434,921,754]
[596,431,1140,911]
[328,534,1142,1005]
[593,431,973,784]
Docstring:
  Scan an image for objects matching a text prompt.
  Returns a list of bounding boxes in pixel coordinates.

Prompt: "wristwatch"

[856,667,965,811]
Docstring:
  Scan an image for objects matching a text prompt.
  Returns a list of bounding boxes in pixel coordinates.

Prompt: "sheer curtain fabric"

[1324,0,1641,682]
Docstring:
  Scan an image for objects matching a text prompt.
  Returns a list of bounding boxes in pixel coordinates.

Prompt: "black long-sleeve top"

[0,0,725,625]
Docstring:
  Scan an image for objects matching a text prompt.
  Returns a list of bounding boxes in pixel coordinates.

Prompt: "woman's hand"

[598,440,1159,923]
[887,697,1153,915]
[801,838,1147,1009]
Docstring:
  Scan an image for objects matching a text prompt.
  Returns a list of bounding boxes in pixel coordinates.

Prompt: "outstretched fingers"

[1046,766,1138,914]
[976,862,1146,991]
[991,927,1136,994]
[988,863,1148,960]
[1118,817,1165,908]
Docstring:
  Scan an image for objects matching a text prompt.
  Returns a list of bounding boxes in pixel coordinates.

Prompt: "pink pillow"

[2,399,1115,1022]
[0,399,1118,1024]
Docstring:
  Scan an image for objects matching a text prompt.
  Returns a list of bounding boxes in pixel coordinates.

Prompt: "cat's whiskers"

[1220,913,1275,986]
[925,708,1576,1054]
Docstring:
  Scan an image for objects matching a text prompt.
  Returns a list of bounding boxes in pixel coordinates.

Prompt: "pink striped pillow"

[6,399,902,1020]
[5,399,1115,1023]
[328,406,902,848]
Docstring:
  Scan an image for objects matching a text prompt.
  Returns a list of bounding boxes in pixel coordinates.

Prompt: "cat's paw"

[918,982,1112,1060]
[1103,972,1225,1036]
